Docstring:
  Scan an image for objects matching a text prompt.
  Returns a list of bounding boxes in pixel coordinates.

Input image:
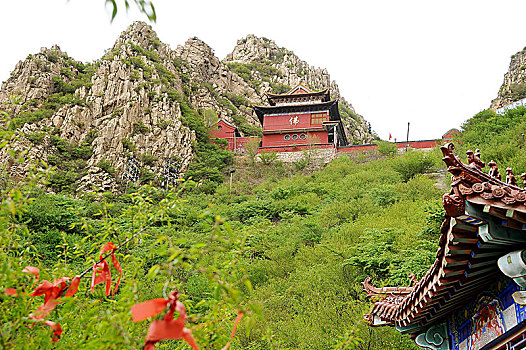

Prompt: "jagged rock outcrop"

[224,34,374,143]
[0,45,71,114]
[491,47,526,110]
[175,38,262,127]
[0,22,374,196]
[0,23,196,195]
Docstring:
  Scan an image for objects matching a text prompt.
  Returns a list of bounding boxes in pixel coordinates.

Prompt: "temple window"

[311,113,326,125]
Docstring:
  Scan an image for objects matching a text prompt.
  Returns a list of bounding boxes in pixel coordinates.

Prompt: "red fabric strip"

[131,298,169,322]
[22,266,40,280]
[43,320,62,342]
[221,310,244,350]
[110,252,122,296]
[4,287,17,296]
[65,276,81,297]
[29,277,78,320]
[131,291,199,350]
[91,260,111,295]
[90,242,121,296]
[27,275,78,342]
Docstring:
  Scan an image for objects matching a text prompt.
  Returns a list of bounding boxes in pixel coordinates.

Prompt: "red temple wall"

[262,112,328,131]
[337,144,378,152]
[258,144,335,153]
[212,136,259,152]
[262,130,328,148]
[337,140,440,153]
[225,136,259,153]
[400,140,439,149]
[210,120,237,139]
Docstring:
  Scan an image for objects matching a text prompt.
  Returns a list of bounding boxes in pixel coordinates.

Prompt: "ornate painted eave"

[362,143,526,338]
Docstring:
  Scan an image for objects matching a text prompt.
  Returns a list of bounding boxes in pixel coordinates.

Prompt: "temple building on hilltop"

[253,83,348,152]
[363,143,526,350]
[209,119,258,153]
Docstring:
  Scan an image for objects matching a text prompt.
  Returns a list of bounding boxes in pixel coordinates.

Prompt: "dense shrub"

[377,140,397,157]
[132,121,150,135]
[121,138,136,152]
[140,152,157,165]
[391,150,434,181]
[367,185,399,207]
[47,170,82,193]
[225,93,251,108]
[97,158,115,176]
[258,151,278,165]
[25,132,46,145]
[456,107,526,176]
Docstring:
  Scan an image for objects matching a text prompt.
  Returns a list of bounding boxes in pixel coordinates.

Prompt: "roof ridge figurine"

[466,149,485,169]
[488,160,502,181]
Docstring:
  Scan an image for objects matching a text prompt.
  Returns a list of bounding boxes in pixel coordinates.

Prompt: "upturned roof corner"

[362,142,526,340]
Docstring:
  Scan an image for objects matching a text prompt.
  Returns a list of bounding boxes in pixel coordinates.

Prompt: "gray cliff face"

[175,38,262,127]
[1,23,196,194]
[0,22,374,195]
[491,47,526,110]
[224,34,374,143]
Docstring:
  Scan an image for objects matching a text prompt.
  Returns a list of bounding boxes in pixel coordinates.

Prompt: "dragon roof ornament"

[441,143,526,217]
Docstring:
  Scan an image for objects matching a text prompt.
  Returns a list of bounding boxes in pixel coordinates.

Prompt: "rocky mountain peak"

[491,47,526,110]
[108,21,174,63]
[175,37,221,80]
[227,35,287,63]
[0,45,82,114]
[115,21,160,50]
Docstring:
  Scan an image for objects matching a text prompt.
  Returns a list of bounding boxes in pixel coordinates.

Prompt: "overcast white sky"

[1,0,526,141]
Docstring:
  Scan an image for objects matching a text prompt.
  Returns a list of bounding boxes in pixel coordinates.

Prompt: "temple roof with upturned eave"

[362,142,526,336]
[253,99,340,124]
[265,82,331,106]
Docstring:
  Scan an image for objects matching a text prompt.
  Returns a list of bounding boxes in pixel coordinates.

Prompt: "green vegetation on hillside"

[458,106,526,174]
[1,122,446,349]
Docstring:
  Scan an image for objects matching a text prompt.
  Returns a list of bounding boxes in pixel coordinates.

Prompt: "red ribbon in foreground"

[28,320,63,342]
[131,291,199,350]
[4,266,74,342]
[29,276,80,320]
[221,310,244,350]
[22,266,40,280]
[45,321,62,342]
[23,266,80,342]
[91,242,122,296]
